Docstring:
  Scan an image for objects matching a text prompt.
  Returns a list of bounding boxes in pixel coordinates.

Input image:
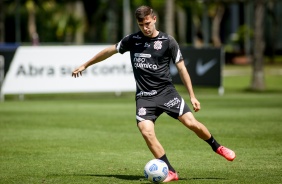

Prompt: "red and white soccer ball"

[144,159,169,183]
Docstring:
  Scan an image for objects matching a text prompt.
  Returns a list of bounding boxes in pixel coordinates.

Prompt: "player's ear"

[153,15,157,22]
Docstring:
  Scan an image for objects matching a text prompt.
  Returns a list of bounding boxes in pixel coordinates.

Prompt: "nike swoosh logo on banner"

[196,59,217,76]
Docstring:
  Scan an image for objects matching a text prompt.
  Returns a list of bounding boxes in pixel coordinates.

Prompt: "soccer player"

[72,5,235,182]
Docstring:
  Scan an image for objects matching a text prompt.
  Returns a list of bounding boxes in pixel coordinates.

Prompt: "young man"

[72,5,235,182]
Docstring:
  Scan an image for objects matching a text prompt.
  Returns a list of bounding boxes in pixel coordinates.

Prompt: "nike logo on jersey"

[196,59,217,76]
[135,43,142,45]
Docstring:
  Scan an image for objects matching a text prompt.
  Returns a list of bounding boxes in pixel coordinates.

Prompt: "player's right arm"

[72,44,117,78]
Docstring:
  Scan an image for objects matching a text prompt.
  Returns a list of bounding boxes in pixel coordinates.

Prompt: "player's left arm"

[176,60,201,112]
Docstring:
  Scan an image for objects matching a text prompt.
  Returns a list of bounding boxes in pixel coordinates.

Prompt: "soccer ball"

[144,159,169,183]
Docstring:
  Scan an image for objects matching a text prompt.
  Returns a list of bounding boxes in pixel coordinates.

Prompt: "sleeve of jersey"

[168,35,183,64]
[116,35,130,54]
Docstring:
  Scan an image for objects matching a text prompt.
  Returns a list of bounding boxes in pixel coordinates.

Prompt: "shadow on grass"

[77,174,190,182]
[48,173,227,182]
[81,174,144,181]
[83,174,228,182]
[48,173,145,181]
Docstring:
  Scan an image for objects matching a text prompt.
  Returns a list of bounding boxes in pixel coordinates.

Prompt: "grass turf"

[0,65,282,183]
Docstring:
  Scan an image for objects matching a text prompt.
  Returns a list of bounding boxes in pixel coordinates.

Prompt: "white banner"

[1,46,135,94]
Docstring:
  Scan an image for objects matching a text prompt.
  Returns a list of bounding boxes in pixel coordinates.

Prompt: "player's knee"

[138,120,155,138]
[179,112,193,124]
[186,120,201,130]
[190,121,202,132]
[141,129,155,140]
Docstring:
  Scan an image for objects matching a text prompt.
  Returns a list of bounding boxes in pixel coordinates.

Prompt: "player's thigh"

[178,112,198,128]
[138,120,157,138]
[138,120,154,132]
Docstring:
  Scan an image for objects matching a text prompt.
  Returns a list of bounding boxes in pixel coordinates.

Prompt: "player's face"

[137,15,157,37]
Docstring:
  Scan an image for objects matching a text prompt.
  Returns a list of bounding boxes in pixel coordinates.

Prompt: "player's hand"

[72,65,86,78]
[191,97,201,112]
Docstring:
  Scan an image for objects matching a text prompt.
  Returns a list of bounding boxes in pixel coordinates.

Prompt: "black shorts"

[135,87,191,123]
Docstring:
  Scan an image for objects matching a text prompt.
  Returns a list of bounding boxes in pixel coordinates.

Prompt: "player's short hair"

[135,5,155,22]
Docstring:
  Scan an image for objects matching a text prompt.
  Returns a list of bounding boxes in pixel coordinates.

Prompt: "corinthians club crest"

[138,107,147,116]
[154,41,162,50]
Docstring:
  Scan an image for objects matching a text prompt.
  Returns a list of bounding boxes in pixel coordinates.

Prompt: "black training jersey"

[116,31,183,97]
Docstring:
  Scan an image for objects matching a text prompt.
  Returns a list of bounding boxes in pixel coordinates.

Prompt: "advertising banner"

[1,46,135,95]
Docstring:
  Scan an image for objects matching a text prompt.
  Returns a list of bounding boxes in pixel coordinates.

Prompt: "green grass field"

[1,65,282,183]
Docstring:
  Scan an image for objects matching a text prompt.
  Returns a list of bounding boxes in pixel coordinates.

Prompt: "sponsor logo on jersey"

[138,107,147,116]
[136,90,157,97]
[133,53,157,70]
[164,97,181,108]
[133,35,142,39]
[154,41,162,50]
[134,53,151,58]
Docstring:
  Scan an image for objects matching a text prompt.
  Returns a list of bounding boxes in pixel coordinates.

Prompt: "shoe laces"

[220,147,232,155]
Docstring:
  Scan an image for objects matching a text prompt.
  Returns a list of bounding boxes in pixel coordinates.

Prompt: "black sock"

[158,154,176,172]
[205,135,221,152]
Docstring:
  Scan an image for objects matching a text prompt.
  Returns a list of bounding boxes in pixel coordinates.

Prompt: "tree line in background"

[0,0,279,90]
